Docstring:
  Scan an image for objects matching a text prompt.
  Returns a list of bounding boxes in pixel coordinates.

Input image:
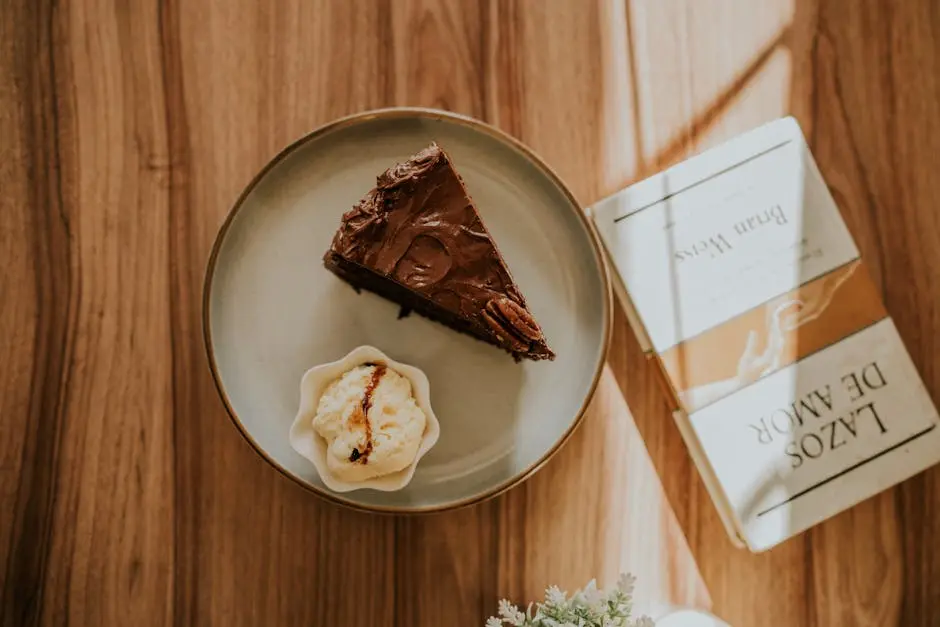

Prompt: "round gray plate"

[204,108,610,512]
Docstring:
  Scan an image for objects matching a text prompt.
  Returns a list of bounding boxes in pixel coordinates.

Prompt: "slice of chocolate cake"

[323,142,555,361]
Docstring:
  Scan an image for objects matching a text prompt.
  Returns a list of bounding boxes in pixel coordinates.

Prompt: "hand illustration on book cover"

[673,263,871,412]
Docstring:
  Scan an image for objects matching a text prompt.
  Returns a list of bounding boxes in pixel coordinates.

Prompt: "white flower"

[498,599,526,626]
[545,585,567,606]
[616,573,636,596]
[486,618,503,627]
[573,579,601,609]
[585,578,602,601]
[632,617,655,627]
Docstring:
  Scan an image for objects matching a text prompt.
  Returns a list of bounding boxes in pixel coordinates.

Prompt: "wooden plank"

[791,1,940,623]
[388,2,707,623]
[622,2,810,623]
[1,0,176,625]
[0,1,57,623]
[476,1,708,619]
[166,1,396,625]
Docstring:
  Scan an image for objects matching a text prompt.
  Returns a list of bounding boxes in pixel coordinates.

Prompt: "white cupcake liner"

[288,345,440,493]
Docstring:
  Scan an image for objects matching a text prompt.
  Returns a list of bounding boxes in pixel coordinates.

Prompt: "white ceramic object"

[204,108,610,512]
[655,610,732,627]
[288,345,440,493]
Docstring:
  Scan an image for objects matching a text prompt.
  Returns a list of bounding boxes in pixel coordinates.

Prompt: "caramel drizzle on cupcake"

[348,364,387,464]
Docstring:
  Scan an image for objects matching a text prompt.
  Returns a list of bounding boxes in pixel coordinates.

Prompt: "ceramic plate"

[204,108,611,512]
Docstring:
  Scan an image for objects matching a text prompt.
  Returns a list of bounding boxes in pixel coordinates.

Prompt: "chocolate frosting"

[327,143,553,359]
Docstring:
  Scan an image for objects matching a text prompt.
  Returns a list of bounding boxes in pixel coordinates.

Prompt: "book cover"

[590,117,940,551]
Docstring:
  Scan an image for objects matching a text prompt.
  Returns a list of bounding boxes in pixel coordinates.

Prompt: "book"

[589,116,940,552]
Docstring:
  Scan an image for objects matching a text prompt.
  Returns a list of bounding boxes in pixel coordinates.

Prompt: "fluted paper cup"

[288,345,440,493]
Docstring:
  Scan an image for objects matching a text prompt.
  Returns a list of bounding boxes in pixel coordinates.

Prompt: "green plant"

[486,574,653,627]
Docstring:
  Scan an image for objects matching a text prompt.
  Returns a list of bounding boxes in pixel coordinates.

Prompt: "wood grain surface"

[3,1,939,625]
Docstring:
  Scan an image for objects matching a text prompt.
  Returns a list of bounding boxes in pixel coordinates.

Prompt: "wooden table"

[4,1,939,625]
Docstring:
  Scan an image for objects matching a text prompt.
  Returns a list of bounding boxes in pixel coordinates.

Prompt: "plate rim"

[202,106,613,514]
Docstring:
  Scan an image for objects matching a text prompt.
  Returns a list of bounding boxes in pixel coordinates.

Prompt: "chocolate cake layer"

[324,142,554,361]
